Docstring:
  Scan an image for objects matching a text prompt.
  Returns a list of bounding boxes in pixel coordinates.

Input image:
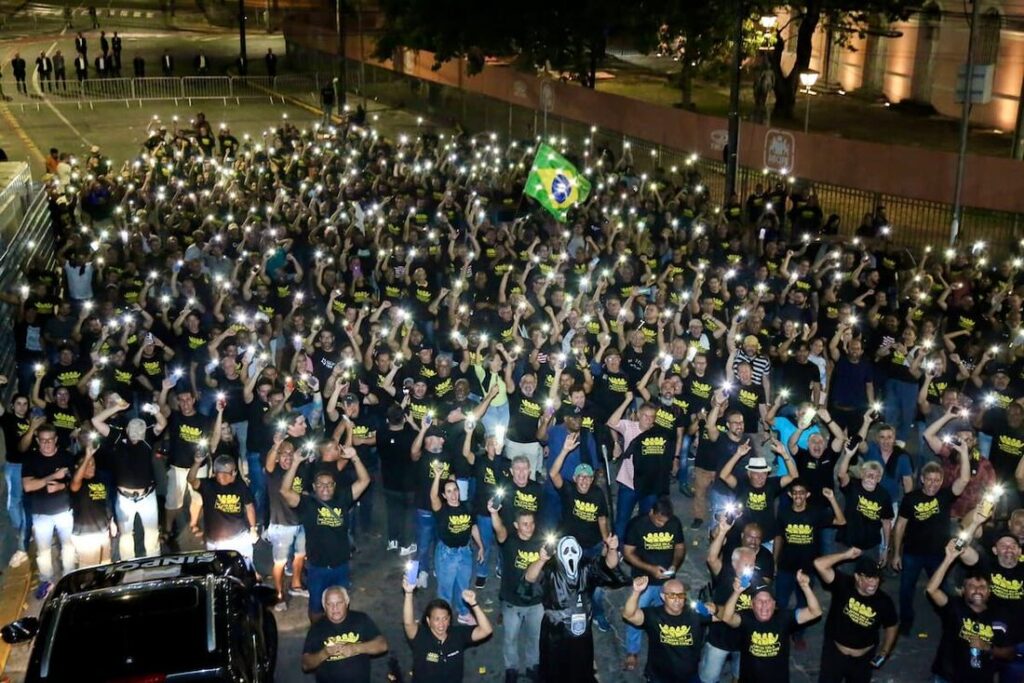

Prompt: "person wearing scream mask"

[719,572,821,683]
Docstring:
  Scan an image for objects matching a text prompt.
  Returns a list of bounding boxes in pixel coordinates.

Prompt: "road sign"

[955,64,993,104]
[764,129,795,173]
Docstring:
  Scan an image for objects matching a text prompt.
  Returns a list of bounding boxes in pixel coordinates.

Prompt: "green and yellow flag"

[524,143,591,222]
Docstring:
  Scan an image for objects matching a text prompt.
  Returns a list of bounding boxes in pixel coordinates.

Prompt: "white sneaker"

[416,570,429,589]
[387,540,399,551]
[400,544,417,557]
[274,600,288,612]
[8,550,28,568]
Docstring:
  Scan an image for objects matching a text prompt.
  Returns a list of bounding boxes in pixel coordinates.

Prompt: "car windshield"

[44,584,221,680]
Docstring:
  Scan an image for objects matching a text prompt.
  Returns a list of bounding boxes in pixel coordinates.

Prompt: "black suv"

[2,551,278,682]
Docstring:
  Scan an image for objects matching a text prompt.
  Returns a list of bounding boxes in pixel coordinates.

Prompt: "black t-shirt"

[898,488,955,557]
[823,571,897,649]
[197,477,254,542]
[498,532,543,606]
[931,600,1006,683]
[1,412,31,465]
[640,606,709,681]
[408,623,476,683]
[377,426,416,492]
[413,451,457,511]
[779,360,820,405]
[246,398,273,455]
[71,477,111,534]
[776,505,833,573]
[22,448,75,515]
[731,478,782,541]
[210,369,246,423]
[557,483,607,548]
[434,502,474,548]
[987,417,1024,482]
[266,467,301,526]
[732,383,766,434]
[500,479,545,528]
[297,487,355,567]
[507,393,543,443]
[104,427,157,489]
[840,480,893,550]
[624,513,685,585]
[623,427,677,497]
[737,609,797,683]
[793,446,839,504]
[471,455,508,517]
[167,411,214,468]
[302,611,382,683]
[978,555,1024,617]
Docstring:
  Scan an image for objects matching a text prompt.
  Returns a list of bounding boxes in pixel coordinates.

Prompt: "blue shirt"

[863,444,912,504]
[544,424,599,498]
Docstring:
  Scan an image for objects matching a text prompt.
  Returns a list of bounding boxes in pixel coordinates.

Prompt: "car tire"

[262,610,278,682]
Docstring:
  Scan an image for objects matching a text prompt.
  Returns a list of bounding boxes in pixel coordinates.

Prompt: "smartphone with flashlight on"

[404,560,419,586]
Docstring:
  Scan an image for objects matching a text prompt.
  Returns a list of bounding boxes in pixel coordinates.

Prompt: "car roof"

[49,551,254,600]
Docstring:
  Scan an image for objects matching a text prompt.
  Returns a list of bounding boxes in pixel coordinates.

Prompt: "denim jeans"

[435,542,473,616]
[582,542,607,623]
[615,485,638,541]
[230,421,248,462]
[883,378,918,443]
[306,562,351,616]
[626,585,664,654]
[708,487,732,533]
[383,489,413,546]
[416,508,437,572]
[475,513,496,578]
[481,401,510,438]
[33,509,76,582]
[698,641,740,683]
[115,489,159,559]
[899,552,943,628]
[502,601,543,670]
[774,569,811,635]
[5,463,27,552]
[245,451,269,526]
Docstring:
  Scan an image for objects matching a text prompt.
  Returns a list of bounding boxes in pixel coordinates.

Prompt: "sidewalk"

[600,48,1012,158]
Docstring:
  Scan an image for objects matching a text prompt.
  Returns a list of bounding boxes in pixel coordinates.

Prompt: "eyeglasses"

[663,592,686,599]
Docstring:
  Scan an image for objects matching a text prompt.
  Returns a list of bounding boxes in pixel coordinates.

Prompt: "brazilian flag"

[524,143,591,222]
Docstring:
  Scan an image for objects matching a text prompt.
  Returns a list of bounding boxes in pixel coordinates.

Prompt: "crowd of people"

[5,105,1024,683]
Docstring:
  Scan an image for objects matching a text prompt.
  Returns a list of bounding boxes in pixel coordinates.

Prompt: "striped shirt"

[733,350,771,386]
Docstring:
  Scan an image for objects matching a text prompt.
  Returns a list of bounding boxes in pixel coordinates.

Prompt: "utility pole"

[238,0,247,66]
[950,0,979,246]
[336,0,347,110]
[725,0,744,201]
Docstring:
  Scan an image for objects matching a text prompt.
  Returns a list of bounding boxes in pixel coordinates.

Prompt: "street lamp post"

[800,69,819,133]
[724,0,744,201]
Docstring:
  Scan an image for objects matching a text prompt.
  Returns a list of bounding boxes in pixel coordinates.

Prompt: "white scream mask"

[556,536,583,582]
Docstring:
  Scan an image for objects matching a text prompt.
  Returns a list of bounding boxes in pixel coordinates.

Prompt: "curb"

[0,561,32,676]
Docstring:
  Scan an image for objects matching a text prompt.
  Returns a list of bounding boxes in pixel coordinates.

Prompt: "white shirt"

[64,261,94,300]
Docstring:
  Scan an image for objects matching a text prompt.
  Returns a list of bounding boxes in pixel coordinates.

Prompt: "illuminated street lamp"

[799,69,819,133]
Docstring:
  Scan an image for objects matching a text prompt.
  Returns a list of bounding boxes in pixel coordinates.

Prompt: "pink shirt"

[610,419,642,489]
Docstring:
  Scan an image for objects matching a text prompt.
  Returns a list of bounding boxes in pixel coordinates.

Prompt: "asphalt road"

[0,14,947,683]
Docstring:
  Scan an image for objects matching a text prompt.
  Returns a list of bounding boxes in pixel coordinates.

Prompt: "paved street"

[0,11,948,683]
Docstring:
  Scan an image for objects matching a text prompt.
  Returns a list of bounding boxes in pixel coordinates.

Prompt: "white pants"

[116,489,160,559]
[207,531,254,563]
[505,440,544,478]
[32,510,76,582]
[72,531,111,567]
[166,465,204,520]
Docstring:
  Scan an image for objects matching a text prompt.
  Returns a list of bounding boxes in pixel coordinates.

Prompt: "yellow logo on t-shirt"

[785,523,813,545]
[515,549,540,570]
[642,531,675,551]
[990,573,1024,601]
[998,436,1024,458]
[641,436,668,456]
[913,498,939,521]
[856,496,881,520]
[573,499,599,522]
[514,490,538,512]
[87,482,107,501]
[959,618,994,644]
[214,494,241,514]
[180,424,203,444]
[658,623,694,646]
[749,631,781,657]
[746,492,767,512]
[324,633,361,661]
[448,514,472,535]
[843,597,877,627]
[316,506,345,528]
